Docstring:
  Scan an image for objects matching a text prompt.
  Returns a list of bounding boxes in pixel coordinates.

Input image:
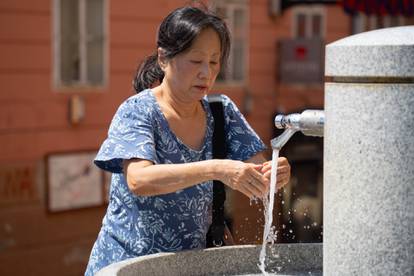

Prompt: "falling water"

[258,149,279,275]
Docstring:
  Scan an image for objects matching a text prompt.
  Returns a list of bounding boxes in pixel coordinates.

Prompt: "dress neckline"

[147,89,212,154]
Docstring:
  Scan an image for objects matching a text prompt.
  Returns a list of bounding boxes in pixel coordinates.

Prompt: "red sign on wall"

[278,38,324,84]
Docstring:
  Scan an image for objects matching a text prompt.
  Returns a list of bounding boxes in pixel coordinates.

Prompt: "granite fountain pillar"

[324,26,414,275]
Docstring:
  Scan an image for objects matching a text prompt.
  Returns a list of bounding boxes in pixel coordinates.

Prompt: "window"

[351,14,405,34]
[292,6,325,38]
[53,0,108,88]
[214,0,248,83]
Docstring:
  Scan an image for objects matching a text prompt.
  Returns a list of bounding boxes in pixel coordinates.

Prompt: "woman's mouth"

[194,85,208,91]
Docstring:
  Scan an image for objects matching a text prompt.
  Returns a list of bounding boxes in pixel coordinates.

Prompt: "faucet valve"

[275,114,301,130]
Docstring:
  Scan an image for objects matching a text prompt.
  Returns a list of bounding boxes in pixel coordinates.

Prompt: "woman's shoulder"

[118,89,157,115]
[123,89,155,106]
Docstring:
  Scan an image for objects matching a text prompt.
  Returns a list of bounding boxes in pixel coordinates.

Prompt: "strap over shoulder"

[207,93,223,103]
[207,94,226,160]
[206,93,229,247]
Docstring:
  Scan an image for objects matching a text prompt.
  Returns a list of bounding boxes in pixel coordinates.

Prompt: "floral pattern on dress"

[85,89,266,275]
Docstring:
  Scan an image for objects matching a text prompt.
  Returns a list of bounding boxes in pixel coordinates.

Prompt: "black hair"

[133,5,231,93]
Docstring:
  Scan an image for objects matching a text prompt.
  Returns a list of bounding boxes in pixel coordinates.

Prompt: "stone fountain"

[324,26,414,275]
[97,26,414,276]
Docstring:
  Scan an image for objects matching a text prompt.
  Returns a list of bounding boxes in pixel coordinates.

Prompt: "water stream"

[258,149,279,275]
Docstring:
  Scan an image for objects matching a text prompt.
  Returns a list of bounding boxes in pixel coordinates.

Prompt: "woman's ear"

[157,48,168,71]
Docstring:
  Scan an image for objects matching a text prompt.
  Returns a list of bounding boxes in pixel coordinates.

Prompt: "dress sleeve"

[222,95,267,161]
[94,98,156,173]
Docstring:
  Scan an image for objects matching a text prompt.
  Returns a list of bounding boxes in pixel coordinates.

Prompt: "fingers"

[278,157,289,166]
[244,166,268,198]
[276,171,290,189]
[252,164,263,171]
[250,168,267,185]
[235,177,264,199]
[261,157,291,190]
[262,157,289,171]
[235,157,291,199]
[224,161,268,199]
[241,180,263,199]
[250,169,269,192]
[263,170,289,182]
[277,157,291,189]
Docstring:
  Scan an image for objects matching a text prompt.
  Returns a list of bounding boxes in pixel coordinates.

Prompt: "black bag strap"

[206,94,227,247]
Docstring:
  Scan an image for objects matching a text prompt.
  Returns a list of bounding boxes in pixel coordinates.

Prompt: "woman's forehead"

[187,48,220,57]
[186,29,221,55]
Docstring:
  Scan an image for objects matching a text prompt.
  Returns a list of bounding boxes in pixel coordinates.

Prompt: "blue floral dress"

[85,89,266,275]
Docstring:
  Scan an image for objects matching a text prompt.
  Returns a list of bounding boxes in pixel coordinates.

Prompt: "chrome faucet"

[271,110,324,150]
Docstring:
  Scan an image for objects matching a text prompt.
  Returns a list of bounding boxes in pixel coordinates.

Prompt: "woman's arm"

[123,158,268,198]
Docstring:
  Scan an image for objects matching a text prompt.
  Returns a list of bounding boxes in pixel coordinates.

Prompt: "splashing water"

[258,149,279,275]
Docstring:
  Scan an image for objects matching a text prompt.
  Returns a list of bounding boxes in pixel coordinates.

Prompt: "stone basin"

[96,243,322,276]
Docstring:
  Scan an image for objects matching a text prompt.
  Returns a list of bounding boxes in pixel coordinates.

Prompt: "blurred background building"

[0,0,413,275]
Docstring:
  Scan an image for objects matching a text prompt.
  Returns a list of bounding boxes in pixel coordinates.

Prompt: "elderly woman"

[85,5,290,275]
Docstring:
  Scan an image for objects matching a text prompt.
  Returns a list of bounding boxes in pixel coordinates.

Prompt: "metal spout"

[271,109,324,150]
[271,128,297,150]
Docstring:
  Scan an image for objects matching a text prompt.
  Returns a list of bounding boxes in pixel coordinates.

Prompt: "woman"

[85,6,290,275]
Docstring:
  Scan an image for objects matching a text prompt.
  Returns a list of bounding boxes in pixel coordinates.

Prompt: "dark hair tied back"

[133,53,163,93]
[133,5,231,93]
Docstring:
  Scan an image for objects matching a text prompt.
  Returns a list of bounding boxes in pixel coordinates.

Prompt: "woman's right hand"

[217,160,269,199]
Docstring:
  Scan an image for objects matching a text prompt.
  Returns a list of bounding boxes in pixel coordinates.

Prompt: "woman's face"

[161,28,221,102]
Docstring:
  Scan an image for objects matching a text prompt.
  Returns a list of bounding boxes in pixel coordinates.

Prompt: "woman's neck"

[153,84,201,118]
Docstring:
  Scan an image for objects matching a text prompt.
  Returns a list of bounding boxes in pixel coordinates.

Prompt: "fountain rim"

[96,243,323,276]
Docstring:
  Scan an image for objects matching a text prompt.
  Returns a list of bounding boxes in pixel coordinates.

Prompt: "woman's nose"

[198,62,210,79]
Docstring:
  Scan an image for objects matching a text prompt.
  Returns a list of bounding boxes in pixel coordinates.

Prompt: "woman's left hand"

[261,157,291,190]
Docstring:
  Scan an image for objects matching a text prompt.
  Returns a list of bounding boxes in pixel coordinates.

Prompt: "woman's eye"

[191,60,202,64]
[210,61,218,65]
